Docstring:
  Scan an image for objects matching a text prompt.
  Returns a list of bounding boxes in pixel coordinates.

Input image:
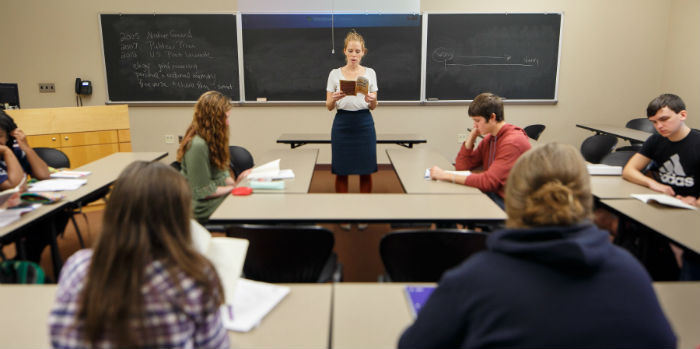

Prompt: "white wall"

[1,0,697,165]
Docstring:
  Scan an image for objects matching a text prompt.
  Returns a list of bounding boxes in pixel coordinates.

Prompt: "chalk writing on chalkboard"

[101,14,239,102]
[431,47,539,70]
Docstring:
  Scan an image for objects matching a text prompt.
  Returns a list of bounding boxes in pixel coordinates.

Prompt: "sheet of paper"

[220,279,290,332]
[28,179,87,192]
[50,171,91,178]
[586,164,622,176]
[0,204,41,227]
[248,159,281,180]
[631,193,698,210]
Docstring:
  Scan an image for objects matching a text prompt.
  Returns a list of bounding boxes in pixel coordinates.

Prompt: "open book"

[339,76,369,96]
[630,194,698,210]
[247,159,295,181]
[190,220,249,304]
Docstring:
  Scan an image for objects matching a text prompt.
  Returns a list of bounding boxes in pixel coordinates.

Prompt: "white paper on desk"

[247,159,295,180]
[28,179,87,192]
[587,164,622,176]
[50,171,91,179]
[631,194,698,210]
[190,220,248,304]
[0,204,41,228]
[220,279,290,332]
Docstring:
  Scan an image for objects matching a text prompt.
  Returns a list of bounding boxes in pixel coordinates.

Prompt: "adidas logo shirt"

[640,129,700,198]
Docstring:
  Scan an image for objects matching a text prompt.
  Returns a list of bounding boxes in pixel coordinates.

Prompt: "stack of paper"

[587,164,622,176]
[247,159,295,181]
[631,194,698,210]
[0,204,41,227]
[28,179,87,192]
[220,279,291,332]
[50,170,91,179]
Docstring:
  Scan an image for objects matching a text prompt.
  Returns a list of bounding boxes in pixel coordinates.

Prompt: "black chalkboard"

[426,13,562,102]
[241,14,422,102]
[100,14,239,102]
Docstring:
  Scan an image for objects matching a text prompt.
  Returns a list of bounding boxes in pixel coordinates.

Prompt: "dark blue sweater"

[398,223,676,348]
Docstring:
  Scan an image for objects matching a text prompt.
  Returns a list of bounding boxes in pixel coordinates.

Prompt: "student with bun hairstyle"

[49,161,229,348]
[399,143,675,349]
[178,90,250,223]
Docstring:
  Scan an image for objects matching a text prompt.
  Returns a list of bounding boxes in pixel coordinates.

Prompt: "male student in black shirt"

[622,93,700,280]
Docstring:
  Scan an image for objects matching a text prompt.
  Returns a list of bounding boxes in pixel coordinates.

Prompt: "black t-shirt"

[639,129,700,198]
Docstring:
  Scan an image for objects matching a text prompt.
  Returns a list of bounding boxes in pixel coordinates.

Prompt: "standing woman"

[326,30,378,195]
[49,161,229,348]
[177,90,249,223]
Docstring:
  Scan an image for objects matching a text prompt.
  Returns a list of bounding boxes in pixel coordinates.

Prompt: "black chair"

[229,145,254,179]
[523,124,546,141]
[600,150,636,167]
[625,118,656,133]
[225,224,341,283]
[34,147,70,169]
[380,229,488,282]
[170,161,181,171]
[580,134,618,164]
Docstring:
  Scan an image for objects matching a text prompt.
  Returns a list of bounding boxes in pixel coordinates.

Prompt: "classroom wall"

[1,0,697,164]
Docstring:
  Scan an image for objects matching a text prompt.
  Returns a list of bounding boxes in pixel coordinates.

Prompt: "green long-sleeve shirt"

[181,135,230,222]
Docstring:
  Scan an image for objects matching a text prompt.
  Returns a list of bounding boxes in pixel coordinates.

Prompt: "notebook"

[404,286,436,319]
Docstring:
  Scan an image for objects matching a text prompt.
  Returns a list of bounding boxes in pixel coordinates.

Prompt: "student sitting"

[177,90,250,223]
[399,143,675,349]
[429,92,531,208]
[621,93,699,280]
[49,161,229,348]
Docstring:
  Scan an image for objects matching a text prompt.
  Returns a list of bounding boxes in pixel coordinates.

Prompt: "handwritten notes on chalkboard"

[99,12,562,103]
[100,14,239,102]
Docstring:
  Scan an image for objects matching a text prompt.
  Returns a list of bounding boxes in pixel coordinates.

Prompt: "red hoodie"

[455,123,531,197]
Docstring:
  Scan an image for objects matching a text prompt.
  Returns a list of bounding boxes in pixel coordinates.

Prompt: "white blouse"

[326,67,378,111]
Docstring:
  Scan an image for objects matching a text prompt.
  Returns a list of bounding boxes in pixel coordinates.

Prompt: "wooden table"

[576,123,652,143]
[0,283,331,349]
[210,193,506,225]
[601,199,700,253]
[331,282,700,349]
[239,148,318,194]
[277,133,427,149]
[386,148,482,194]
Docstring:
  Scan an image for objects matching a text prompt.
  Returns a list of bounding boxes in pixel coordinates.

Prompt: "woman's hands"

[365,92,377,110]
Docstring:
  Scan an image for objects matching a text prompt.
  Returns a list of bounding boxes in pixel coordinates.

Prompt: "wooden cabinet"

[7,105,130,169]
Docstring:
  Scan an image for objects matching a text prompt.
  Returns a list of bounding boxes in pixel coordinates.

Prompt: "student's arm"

[429,166,468,185]
[464,142,523,193]
[622,153,675,196]
[454,128,483,171]
[0,145,24,190]
[12,128,50,180]
[183,142,232,200]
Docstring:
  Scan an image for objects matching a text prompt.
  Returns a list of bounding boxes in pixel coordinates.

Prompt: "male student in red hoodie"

[430,92,531,208]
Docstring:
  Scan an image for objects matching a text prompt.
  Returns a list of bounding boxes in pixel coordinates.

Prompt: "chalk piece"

[256,97,267,102]
[427,98,439,101]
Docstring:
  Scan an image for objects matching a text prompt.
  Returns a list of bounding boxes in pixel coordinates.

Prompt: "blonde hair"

[505,143,592,228]
[344,29,368,54]
[177,91,232,171]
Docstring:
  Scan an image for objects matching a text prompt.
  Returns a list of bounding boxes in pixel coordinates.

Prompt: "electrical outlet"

[164,134,176,144]
[39,83,55,93]
[457,133,467,144]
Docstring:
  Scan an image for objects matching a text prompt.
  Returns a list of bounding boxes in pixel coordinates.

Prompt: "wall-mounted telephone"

[75,78,92,95]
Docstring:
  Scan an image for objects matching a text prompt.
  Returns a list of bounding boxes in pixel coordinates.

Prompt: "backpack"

[0,260,45,284]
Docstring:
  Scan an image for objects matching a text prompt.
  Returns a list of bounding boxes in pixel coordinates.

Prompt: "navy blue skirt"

[331,109,377,175]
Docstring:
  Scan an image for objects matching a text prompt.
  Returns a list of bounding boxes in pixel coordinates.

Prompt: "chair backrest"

[625,118,656,134]
[229,145,254,178]
[580,134,618,164]
[523,124,546,140]
[170,161,181,171]
[34,147,70,169]
[225,224,335,283]
[380,229,488,282]
[600,150,636,167]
